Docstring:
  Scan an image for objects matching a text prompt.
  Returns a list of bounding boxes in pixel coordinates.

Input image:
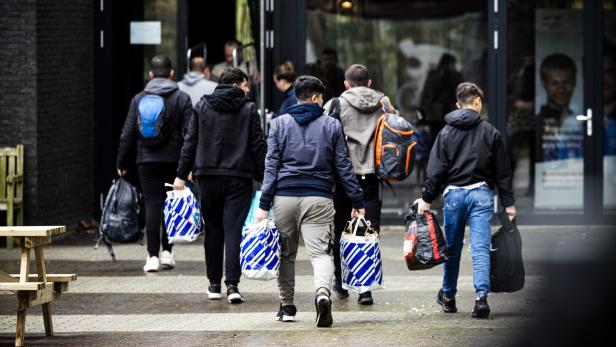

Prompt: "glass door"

[506,0,615,224]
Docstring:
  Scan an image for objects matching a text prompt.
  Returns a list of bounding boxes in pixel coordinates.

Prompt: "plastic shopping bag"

[340,217,384,293]
[163,184,203,244]
[403,204,448,270]
[240,219,280,280]
[243,190,272,229]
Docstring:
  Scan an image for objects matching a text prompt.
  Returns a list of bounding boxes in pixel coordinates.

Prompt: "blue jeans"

[442,185,494,298]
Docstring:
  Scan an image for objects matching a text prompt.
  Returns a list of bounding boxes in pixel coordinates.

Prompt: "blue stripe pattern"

[240,222,280,280]
[340,234,384,293]
[163,190,202,243]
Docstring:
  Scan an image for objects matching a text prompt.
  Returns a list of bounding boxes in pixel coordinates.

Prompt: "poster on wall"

[534,9,584,209]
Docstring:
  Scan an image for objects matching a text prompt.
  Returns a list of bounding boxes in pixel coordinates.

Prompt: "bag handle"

[497,209,517,233]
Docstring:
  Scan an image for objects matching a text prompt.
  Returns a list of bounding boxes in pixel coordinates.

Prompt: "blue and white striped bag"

[240,220,280,280]
[340,217,384,293]
[163,185,202,244]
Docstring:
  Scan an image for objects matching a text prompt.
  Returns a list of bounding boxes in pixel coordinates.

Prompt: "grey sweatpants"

[272,196,335,305]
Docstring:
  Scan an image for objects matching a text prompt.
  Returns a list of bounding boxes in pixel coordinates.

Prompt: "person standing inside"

[254,76,365,327]
[117,55,193,272]
[178,56,218,106]
[174,68,266,304]
[415,82,516,319]
[273,61,297,116]
[323,64,384,305]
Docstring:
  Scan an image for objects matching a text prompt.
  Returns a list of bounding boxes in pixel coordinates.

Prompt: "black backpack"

[490,209,525,292]
[136,93,172,147]
[96,178,144,261]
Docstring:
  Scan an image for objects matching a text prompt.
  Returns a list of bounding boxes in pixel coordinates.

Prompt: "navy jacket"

[277,87,297,116]
[259,103,364,210]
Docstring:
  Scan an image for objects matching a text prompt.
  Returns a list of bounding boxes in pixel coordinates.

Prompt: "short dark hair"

[150,55,173,78]
[219,68,248,85]
[189,56,207,72]
[321,47,337,61]
[274,61,296,83]
[456,82,485,105]
[345,64,370,87]
[540,53,576,81]
[294,75,326,101]
[224,39,242,48]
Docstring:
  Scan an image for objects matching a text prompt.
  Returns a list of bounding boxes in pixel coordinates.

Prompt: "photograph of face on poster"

[534,9,584,209]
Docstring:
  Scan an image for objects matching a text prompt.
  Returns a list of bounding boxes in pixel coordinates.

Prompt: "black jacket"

[177,84,266,181]
[421,108,515,207]
[117,78,193,169]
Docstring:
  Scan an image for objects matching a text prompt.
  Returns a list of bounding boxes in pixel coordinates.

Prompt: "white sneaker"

[160,251,175,269]
[143,256,160,272]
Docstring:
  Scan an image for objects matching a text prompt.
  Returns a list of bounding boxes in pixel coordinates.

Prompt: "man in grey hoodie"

[323,64,385,305]
[178,56,218,106]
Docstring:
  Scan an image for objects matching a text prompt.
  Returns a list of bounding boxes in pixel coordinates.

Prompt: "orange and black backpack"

[374,97,418,181]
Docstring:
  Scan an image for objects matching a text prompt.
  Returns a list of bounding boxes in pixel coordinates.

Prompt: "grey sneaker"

[315,291,333,327]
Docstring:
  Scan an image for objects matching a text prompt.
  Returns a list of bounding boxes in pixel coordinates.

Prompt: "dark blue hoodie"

[259,102,365,210]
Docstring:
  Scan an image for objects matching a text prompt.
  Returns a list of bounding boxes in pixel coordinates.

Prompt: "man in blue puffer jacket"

[254,75,365,328]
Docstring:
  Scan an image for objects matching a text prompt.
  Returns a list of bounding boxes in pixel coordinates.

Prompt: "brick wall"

[0,0,39,223]
[0,0,94,226]
[36,0,94,225]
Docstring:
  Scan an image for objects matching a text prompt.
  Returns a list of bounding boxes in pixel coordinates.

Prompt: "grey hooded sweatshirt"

[324,86,385,175]
[178,71,218,106]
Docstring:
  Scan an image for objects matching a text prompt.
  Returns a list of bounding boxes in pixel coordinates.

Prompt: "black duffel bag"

[490,209,525,292]
[96,178,143,261]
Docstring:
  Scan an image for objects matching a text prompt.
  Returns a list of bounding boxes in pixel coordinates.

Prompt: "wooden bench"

[0,226,76,347]
[0,144,24,250]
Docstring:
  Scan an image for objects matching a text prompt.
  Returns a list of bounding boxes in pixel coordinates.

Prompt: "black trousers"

[198,175,252,286]
[333,174,382,283]
[138,163,176,257]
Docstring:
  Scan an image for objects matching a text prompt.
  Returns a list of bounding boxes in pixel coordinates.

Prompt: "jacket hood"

[444,108,482,130]
[205,84,248,112]
[144,78,178,96]
[287,103,324,125]
[340,87,384,113]
[181,71,206,86]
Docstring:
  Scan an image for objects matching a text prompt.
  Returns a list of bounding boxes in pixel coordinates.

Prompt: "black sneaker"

[227,286,244,304]
[436,289,457,313]
[358,291,373,305]
[331,280,349,299]
[472,295,490,319]
[275,303,297,322]
[207,285,222,300]
[315,291,333,327]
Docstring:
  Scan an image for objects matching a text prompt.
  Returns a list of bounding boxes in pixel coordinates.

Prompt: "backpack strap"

[380,96,394,114]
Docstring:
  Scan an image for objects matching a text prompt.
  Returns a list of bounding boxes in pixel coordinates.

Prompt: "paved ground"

[0,225,613,346]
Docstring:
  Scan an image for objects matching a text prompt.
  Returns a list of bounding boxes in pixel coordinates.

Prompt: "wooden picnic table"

[0,226,77,347]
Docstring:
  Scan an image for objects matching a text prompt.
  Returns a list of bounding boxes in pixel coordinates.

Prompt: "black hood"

[205,84,248,112]
[444,108,482,130]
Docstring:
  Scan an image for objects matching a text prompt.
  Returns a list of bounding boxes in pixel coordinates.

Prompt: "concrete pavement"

[0,225,612,346]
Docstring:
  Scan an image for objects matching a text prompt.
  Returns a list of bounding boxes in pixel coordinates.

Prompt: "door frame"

[492,0,615,225]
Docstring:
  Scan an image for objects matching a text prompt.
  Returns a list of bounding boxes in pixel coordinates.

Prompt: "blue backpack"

[137,94,171,146]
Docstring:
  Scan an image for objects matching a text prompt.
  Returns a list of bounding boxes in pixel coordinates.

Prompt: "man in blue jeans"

[415,82,516,318]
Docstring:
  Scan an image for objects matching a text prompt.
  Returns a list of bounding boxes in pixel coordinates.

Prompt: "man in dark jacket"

[174,68,266,304]
[117,55,193,272]
[415,82,516,319]
[254,76,365,328]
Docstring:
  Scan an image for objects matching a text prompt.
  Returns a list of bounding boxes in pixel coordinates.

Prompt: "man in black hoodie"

[415,82,516,319]
[174,68,266,304]
[117,55,193,273]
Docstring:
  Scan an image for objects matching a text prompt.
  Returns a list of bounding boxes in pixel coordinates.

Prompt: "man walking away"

[324,64,384,305]
[117,55,193,272]
[254,76,365,327]
[178,56,218,106]
[174,68,266,304]
[415,82,516,319]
